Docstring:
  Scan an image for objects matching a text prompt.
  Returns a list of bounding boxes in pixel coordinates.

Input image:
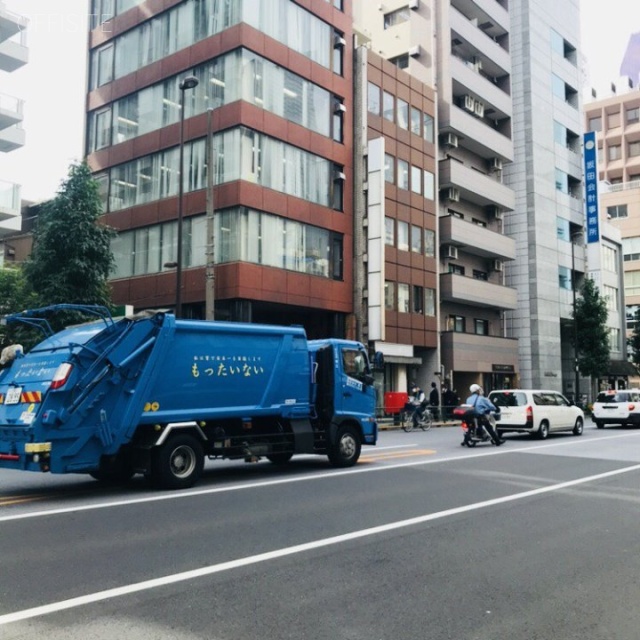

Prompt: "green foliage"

[0,266,40,351]
[573,277,610,378]
[628,307,640,373]
[22,161,115,314]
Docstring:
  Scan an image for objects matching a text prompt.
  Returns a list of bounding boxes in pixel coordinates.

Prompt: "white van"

[592,389,640,429]
[488,389,584,439]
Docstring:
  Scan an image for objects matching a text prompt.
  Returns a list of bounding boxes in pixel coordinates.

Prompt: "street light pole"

[205,108,215,320]
[174,75,199,319]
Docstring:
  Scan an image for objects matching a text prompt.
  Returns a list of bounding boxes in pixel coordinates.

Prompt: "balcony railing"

[0,180,20,219]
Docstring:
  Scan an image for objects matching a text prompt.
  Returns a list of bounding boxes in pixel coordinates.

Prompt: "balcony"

[440,272,517,310]
[0,92,23,130]
[0,180,20,222]
[441,331,519,373]
[0,4,27,42]
[451,56,511,118]
[441,103,513,161]
[0,35,27,72]
[440,214,515,260]
[440,157,516,210]
[0,123,24,152]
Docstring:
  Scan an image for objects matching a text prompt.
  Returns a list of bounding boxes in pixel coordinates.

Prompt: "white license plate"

[5,386,22,405]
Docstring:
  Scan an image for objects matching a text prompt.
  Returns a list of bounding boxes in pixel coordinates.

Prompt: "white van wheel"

[538,421,550,440]
[573,417,584,436]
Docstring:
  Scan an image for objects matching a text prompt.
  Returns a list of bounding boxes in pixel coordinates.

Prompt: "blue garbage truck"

[0,305,378,489]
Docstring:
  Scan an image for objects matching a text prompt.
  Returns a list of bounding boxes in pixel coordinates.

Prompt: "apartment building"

[354,0,518,394]
[585,88,640,388]
[503,0,587,397]
[0,1,27,241]
[86,0,355,339]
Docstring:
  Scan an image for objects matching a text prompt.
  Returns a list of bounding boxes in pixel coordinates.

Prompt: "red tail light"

[629,404,635,411]
[526,405,533,426]
[51,363,73,390]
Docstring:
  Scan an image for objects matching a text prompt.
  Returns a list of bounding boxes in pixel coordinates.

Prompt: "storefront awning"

[608,360,638,376]
[382,355,423,365]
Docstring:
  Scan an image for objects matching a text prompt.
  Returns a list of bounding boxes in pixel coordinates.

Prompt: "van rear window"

[490,392,527,407]
[596,391,640,403]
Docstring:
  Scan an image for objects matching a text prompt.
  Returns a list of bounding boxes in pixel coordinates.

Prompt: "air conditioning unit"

[492,259,504,272]
[471,56,483,71]
[445,246,459,260]
[408,0,419,8]
[333,170,346,181]
[490,157,503,172]
[486,205,503,220]
[443,187,460,202]
[462,94,475,113]
[442,133,459,148]
[474,100,485,118]
[408,45,421,57]
[334,34,346,48]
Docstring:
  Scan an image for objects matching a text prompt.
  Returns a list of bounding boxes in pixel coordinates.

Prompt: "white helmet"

[469,384,481,394]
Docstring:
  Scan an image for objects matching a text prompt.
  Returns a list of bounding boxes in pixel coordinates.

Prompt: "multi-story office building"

[354,0,518,394]
[585,88,640,388]
[0,1,27,240]
[86,0,354,338]
[504,0,586,396]
[353,46,438,394]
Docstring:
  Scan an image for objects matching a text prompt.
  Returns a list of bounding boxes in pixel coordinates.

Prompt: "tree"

[23,161,115,309]
[0,266,40,350]
[628,307,640,373]
[573,276,610,380]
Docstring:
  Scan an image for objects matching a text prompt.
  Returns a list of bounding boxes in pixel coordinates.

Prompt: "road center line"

[2,461,640,626]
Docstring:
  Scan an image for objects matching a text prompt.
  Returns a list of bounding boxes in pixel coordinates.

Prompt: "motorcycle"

[453,405,502,447]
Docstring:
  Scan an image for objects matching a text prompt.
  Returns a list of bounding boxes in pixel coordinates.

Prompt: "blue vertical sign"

[583,131,600,243]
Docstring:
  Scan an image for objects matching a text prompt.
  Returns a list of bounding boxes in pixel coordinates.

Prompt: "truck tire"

[327,424,361,467]
[150,434,204,490]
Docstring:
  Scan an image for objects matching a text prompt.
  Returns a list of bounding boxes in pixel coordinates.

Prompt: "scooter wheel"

[466,440,477,447]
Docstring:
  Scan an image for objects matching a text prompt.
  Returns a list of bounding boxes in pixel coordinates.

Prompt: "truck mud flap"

[290,419,314,453]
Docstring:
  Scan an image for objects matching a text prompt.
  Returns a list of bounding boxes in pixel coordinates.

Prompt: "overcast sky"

[0,0,637,202]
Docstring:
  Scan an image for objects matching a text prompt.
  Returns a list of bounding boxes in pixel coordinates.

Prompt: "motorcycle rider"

[465,384,505,446]
[406,383,428,429]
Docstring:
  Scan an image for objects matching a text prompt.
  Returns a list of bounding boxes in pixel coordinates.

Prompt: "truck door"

[338,346,375,419]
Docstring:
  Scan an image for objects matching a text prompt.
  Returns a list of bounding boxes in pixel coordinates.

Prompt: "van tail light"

[525,405,533,426]
[629,403,635,411]
[51,363,73,390]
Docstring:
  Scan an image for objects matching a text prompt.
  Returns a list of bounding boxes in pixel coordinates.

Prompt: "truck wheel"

[266,452,294,465]
[151,434,204,490]
[328,425,361,467]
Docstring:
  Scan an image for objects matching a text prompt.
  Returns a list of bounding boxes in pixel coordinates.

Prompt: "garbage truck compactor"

[0,305,378,489]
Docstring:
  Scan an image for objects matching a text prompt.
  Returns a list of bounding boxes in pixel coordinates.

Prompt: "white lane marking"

[2,462,640,626]
[0,431,637,524]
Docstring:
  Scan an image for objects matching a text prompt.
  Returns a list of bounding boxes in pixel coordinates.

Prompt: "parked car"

[488,389,584,439]
[592,389,640,429]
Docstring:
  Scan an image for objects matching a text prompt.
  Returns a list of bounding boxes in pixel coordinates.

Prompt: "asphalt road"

[2,420,640,639]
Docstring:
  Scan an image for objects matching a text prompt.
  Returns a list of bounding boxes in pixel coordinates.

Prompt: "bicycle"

[400,406,433,432]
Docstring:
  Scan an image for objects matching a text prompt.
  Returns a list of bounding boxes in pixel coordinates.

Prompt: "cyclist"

[406,383,428,429]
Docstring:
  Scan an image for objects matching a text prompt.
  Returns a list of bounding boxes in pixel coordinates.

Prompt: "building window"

[609,328,621,352]
[397,159,409,190]
[603,284,619,311]
[332,30,344,75]
[607,111,621,129]
[627,107,640,124]
[608,204,628,219]
[413,285,424,313]
[423,170,435,200]
[91,0,115,28]
[411,225,422,253]
[423,113,434,142]
[559,266,572,290]
[629,141,640,157]
[449,263,465,275]
[384,6,410,28]
[555,168,568,194]
[389,54,409,69]
[397,221,409,251]
[384,281,395,310]
[601,244,618,273]
[449,315,466,332]
[474,319,489,335]
[384,153,395,183]
[473,270,488,281]
[425,288,436,316]
[383,91,394,121]
[424,229,435,257]
[92,43,114,88]
[385,217,395,246]
[398,283,410,313]
[368,82,381,115]
[588,115,602,132]
[411,106,421,135]
[556,217,570,240]
[411,166,422,194]
[397,98,409,130]
[623,237,640,261]
[608,144,622,161]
